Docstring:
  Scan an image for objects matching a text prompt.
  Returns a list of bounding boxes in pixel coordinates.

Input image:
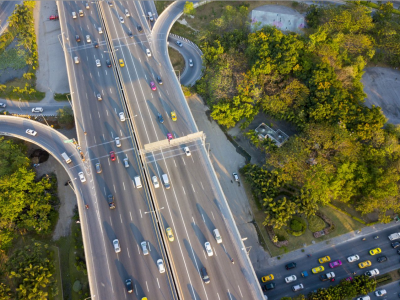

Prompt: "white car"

[232,172,239,182]
[347,254,360,262]
[96,59,101,67]
[115,137,121,147]
[26,129,37,136]
[123,158,129,168]
[32,107,43,113]
[125,9,130,17]
[157,259,165,273]
[356,296,371,300]
[365,268,379,277]
[146,49,151,57]
[119,16,124,23]
[189,59,193,67]
[176,40,183,47]
[119,112,126,121]
[141,241,148,255]
[184,147,191,156]
[375,289,386,297]
[0,103,6,108]
[113,239,121,253]
[78,172,86,182]
[152,176,160,188]
[98,27,103,34]
[285,275,297,283]
[86,34,91,43]
[205,242,213,257]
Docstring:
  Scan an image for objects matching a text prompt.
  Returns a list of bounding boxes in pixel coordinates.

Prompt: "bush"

[308,215,326,232]
[287,215,306,236]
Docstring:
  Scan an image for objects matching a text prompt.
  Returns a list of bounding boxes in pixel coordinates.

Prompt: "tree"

[57,106,74,127]
[183,1,195,16]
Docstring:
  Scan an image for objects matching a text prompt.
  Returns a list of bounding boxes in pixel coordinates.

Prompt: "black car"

[108,195,115,209]
[262,282,275,291]
[125,279,133,293]
[137,25,143,32]
[157,76,163,85]
[285,262,297,270]
[75,35,81,42]
[200,267,210,284]
[377,256,387,263]
[106,59,111,68]
[392,242,400,248]
[128,30,133,38]
[94,41,99,48]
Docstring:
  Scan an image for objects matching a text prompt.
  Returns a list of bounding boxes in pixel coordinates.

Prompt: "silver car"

[78,171,86,182]
[95,162,102,174]
[152,176,160,188]
[32,107,43,113]
[115,137,121,147]
[96,59,101,67]
[157,259,165,273]
[113,239,121,253]
[141,241,149,255]
[123,158,129,168]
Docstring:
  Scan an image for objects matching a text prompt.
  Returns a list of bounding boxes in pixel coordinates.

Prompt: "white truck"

[320,272,335,281]
[388,232,400,241]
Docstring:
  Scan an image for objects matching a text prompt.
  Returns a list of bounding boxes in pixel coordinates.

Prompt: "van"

[72,12,77,19]
[161,174,170,189]
[213,229,222,244]
[79,10,84,17]
[148,12,154,22]
[74,56,80,64]
[292,284,304,292]
[61,152,71,164]
[134,176,142,189]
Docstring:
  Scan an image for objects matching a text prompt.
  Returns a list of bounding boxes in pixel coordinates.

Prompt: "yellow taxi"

[119,59,124,67]
[369,248,381,256]
[261,274,274,282]
[311,266,324,274]
[166,227,174,242]
[141,298,147,300]
[170,111,177,121]
[318,256,331,264]
[358,260,372,269]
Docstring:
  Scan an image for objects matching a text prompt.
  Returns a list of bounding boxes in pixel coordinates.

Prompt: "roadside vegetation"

[0,137,89,299]
[185,0,400,268]
[0,1,44,101]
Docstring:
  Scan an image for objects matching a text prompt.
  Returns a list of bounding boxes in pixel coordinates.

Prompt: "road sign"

[64,139,74,143]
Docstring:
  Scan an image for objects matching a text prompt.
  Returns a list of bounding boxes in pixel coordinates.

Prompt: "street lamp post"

[40,114,51,127]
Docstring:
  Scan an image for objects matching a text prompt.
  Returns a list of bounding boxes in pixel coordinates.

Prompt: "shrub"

[287,215,307,236]
[290,219,303,231]
[308,215,326,232]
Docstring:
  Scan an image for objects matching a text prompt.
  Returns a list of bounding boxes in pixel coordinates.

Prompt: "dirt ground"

[362,67,400,124]
[29,128,78,240]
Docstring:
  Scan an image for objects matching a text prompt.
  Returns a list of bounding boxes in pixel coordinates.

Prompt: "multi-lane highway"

[58,1,177,299]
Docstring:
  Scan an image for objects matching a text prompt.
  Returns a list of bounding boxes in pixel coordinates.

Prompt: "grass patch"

[54,93,69,101]
[170,22,198,43]
[0,69,45,101]
[308,214,326,232]
[0,47,28,70]
[155,1,171,15]
[168,47,185,73]
[358,1,400,15]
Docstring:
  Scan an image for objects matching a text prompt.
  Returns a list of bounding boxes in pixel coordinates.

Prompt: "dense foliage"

[0,138,58,250]
[196,3,400,226]
[281,275,375,300]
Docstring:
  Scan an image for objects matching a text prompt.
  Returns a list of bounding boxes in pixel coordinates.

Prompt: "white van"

[148,12,154,22]
[161,174,170,189]
[61,152,71,164]
[74,57,79,64]
[213,229,222,244]
[134,176,142,188]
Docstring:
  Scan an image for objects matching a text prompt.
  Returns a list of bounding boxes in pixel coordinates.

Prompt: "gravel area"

[34,1,69,103]
[361,67,400,124]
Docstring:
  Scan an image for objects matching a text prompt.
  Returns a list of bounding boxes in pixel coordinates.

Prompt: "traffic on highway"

[56,1,263,300]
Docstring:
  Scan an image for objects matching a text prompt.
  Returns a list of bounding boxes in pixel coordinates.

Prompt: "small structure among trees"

[255,123,289,147]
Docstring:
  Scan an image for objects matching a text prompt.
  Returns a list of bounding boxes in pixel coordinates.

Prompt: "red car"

[49,15,59,20]
[167,133,173,141]
[150,81,156,91]
[110,151,116,161]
